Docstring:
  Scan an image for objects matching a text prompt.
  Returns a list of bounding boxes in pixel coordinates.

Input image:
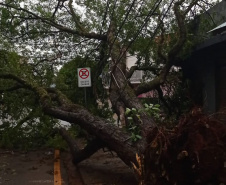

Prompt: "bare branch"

[52,0,61,18]
[184,0,200,15]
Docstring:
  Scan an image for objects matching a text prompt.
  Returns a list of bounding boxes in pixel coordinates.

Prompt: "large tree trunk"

[107,22,156,138]
[44,103,144,166]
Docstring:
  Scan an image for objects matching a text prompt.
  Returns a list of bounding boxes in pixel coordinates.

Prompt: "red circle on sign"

[79,68,89,79]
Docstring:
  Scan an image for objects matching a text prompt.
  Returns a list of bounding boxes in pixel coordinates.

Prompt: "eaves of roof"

[207,22,226,34]
[181,32,226,69]
[196,33,226,51]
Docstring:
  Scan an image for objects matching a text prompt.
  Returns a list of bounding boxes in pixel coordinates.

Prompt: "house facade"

[182,0,226,120]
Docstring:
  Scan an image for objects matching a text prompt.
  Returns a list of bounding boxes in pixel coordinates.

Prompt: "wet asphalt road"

[0,149,67,185]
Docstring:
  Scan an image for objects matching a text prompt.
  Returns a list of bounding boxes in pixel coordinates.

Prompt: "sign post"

[78,68,91,87]
[78,68,91,107]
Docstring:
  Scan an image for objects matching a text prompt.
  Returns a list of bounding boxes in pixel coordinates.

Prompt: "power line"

[110,0,137,48]
[115,0,164,66]
[100,0,110,35]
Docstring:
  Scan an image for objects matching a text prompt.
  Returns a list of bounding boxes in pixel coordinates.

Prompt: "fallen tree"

[0,0,225,184]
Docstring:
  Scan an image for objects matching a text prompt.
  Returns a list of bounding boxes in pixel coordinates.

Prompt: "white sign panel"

[78,68,91,87]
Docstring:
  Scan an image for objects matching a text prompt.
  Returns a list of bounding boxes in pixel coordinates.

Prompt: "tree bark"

[44,104,142,166]
[57,128,105,165]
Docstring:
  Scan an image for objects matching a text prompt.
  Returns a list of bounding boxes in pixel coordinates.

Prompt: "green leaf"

[135,135,142,139]
[149,104,153,108]
[155,104,160,108]
[132,108,137,113]
[125,108,131,115]
[152,107,160,111]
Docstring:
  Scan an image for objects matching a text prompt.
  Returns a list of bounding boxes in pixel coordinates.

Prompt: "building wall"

[216,59,226,120]
[126,54,143,84]
[201,61,216,113]
[183,1,226,115]
[183,57,216,113]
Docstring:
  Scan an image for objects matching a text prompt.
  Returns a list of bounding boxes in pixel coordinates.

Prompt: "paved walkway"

[0,149,68,185]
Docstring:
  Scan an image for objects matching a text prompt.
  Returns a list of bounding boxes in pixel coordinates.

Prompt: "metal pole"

[84,87,87,108]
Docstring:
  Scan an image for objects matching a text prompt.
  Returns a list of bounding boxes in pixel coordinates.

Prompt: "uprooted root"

[143,108,226,185]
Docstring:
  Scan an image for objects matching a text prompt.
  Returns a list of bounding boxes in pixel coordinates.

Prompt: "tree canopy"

[0,1,225,185]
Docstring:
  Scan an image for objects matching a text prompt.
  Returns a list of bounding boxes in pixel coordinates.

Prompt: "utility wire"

[110,0,137,48]
[141,0,176,57]
[113,0,164,69]
[100,0,110,35]
[110,0,118,22]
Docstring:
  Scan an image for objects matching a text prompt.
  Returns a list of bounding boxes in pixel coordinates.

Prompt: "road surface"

[0,149,68,185]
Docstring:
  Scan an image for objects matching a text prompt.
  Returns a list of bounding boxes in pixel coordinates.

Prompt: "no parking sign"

[78,68,91,87]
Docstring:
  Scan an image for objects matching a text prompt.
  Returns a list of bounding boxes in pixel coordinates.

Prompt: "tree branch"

[57,127,105,164]
[14,107,39,129]
[52,0,61,18]
[0,73,51,108]
[68,0,86,32]
[126,65,159,79]
[0,84,23,93]
[184,0,200,15]
[168,1,187,60]
[135,61,172,96]
[0,3,107,41]
[156,18,167,63]
[135,0,199,96]
[156,86,172,114]
[45,88,72,107]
